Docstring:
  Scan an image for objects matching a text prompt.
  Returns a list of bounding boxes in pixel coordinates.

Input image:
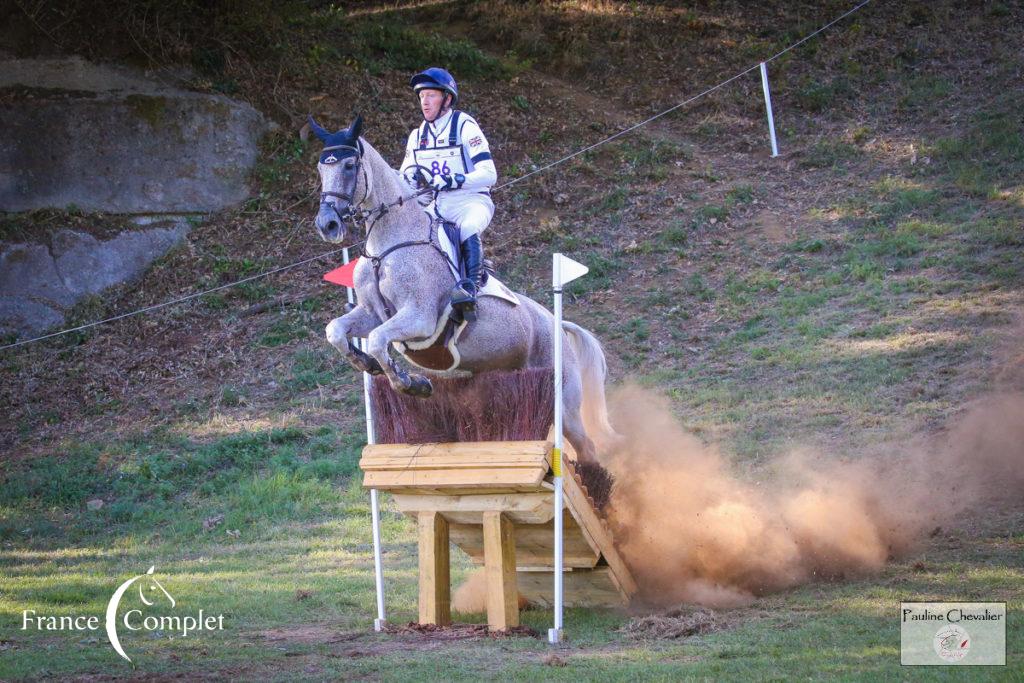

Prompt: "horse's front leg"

[326,304,385,375]
[365,307,437,398]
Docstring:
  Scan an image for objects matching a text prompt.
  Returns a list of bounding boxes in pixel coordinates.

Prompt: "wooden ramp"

[360,440,637,630]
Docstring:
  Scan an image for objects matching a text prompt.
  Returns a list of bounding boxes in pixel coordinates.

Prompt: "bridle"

[318,143,432,242]
[316,142,447,320]
[319,143,370,226]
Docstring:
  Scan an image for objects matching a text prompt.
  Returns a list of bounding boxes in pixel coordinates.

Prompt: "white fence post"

[760,61,780,158]
[548,254,588,645]
[549,253,565,645]
[344,247,387,632]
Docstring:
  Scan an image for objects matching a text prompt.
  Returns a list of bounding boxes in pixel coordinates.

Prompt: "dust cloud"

[452,568,533,614]
[600,385,1024,608]
[452,568,488,614]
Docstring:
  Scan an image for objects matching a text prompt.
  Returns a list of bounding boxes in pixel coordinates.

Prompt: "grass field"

[2,451,1021,680]
[2,0,1023,680]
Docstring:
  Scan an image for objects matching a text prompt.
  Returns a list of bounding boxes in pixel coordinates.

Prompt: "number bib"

[414,145,466,177]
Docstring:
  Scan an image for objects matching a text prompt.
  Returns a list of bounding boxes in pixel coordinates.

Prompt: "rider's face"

[419,89,447,120]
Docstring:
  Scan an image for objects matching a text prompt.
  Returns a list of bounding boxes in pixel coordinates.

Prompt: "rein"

[319,143,432,241]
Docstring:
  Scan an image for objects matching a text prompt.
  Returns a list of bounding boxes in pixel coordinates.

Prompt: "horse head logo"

[105,566,175,663]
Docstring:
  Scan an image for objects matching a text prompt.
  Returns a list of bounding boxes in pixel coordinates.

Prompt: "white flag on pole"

[553,253,589,288]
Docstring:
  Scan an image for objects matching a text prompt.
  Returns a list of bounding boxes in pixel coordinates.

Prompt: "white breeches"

[431,192,494,241]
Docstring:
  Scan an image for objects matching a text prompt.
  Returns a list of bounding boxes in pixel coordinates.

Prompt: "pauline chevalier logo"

[933,623,970,663]
[22,565,226,662]
[900,602,1005,666]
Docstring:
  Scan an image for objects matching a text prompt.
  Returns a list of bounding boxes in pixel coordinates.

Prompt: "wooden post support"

[482,511,518,630]
[418,511,451,626]
[361,439,637,623]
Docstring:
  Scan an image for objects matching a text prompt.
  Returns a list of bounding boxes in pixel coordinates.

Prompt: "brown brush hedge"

[369,368,555,444]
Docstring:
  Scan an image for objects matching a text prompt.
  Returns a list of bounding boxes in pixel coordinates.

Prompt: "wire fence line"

[0,249,346,350]
[0,0,874,353]
[492,0,874,192]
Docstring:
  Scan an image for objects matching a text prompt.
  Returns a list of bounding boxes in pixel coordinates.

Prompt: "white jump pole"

[548,253,588,646]
[344,246,386,632]
[760,61,780,158]
[549,253,565,645]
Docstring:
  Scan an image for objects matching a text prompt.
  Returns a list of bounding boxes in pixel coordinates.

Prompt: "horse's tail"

[561,320,619,452]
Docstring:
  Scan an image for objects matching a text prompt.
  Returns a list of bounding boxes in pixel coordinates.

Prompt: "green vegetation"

[342,22,505,78]
[795,75,853,112]
[257,312,314,347]
[2,426,1020,679]
[800,139,861,169]
[566,252,621,297]
[928,110,1024,198]
[0,426,363,544]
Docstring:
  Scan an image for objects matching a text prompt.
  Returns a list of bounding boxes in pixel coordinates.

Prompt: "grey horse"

[311,116,615,466]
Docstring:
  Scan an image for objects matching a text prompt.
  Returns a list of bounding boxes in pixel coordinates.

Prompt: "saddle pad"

[392,304,466,373]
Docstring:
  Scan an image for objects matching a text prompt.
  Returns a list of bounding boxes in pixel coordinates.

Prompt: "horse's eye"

[345,161,355,169]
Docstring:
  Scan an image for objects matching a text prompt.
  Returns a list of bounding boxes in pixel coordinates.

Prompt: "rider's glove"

[429,173,465,192]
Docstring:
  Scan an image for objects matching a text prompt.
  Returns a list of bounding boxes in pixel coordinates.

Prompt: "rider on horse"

[399,67,497,321]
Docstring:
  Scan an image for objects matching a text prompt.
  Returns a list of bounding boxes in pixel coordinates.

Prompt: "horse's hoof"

[404,374,433,398]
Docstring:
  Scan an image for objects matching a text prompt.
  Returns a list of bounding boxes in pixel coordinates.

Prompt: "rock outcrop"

[0,56,271,213]
[0,56,274,340]
[0,224,189,338]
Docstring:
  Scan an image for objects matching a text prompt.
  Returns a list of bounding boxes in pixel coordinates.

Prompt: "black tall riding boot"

[451,233,484,322]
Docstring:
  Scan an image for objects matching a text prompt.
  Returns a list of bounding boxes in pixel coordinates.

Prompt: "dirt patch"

[382,621,540,640]
[621,607,728,640]
[251,624,365,645]
[750,209,792,244]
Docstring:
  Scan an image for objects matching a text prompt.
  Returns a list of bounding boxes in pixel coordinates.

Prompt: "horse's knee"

[326,318,347,347]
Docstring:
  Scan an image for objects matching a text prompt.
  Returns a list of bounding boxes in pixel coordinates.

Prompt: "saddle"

[391,218,517,374]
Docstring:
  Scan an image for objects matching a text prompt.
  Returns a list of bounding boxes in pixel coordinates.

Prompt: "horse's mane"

[354,135,430,244]
[358,137,404,198]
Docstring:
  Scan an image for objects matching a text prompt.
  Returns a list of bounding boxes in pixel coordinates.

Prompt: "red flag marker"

[324,257,359,288]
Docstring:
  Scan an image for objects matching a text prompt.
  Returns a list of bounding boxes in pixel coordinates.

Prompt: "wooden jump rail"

[359,438,637,630]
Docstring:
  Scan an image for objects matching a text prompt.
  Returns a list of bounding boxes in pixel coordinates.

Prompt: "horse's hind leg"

[326,305,384,375]
[364,308,437,398]
[561,372,599,467]
[564,405,599,468]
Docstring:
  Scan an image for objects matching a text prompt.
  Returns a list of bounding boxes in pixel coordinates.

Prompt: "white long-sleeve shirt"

[399,109,498,199]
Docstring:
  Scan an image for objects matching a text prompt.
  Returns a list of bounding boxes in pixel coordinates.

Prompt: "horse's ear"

[349,114,363,140]
[307,114,331,142]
